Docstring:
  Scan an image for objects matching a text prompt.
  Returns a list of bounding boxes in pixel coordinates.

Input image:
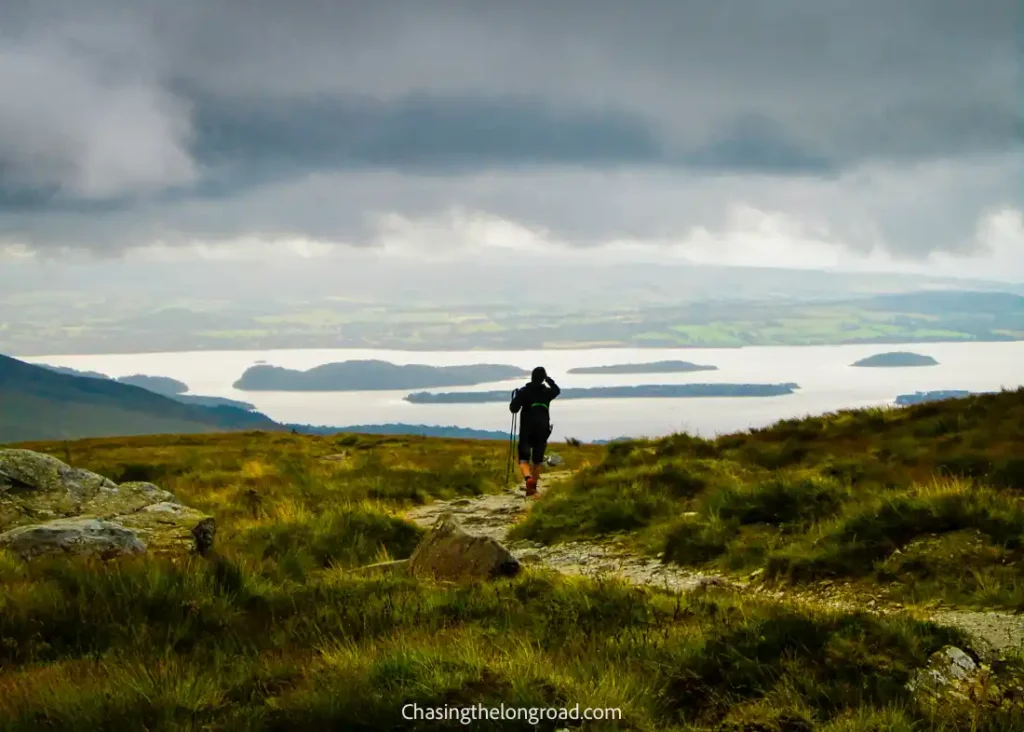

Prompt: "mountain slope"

[37,364,257,411]
[0,354,281,442]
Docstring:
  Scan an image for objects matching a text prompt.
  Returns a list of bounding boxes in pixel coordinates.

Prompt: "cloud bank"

[0,0,1020,275]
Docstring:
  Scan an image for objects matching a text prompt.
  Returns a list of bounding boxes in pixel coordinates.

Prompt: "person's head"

[531,366,547,384]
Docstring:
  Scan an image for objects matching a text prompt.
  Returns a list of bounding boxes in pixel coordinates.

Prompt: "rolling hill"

[0,354,281,442]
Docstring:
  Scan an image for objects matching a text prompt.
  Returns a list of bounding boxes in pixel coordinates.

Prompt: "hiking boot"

[525,477,537,496]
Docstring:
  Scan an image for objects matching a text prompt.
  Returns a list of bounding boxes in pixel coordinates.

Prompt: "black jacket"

[509,378,561,437]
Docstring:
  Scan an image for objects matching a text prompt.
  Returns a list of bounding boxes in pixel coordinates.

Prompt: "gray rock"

[80,482,178,517]
[137,501,192,515]
[907,646,979,694]
[1,449,117,530]
[0,517,146,559]
[0,449,214,559]
[0,449,116,500]
[409,511,520,582]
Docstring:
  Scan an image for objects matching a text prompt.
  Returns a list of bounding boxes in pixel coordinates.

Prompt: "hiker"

[509,366,561,496]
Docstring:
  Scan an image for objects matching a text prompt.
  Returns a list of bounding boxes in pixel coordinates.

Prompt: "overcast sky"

[0,0,1021,280]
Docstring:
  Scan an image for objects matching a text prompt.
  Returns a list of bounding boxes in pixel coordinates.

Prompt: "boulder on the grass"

[907,646,979,696]
[0,449,117,529]
[0,449,214,560]
[0,517,146,559]
[408,511,520,581]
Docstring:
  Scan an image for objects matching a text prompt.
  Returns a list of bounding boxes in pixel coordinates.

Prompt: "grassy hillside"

[0,354,281,442]
[4,399,1024,729]
[514,388,1024,609]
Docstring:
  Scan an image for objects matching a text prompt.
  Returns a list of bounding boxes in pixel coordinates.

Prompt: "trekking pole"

[504,411,517,485]
[504,389,518,486]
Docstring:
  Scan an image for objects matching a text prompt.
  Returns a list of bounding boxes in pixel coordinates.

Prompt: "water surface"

[25,342,1024,441]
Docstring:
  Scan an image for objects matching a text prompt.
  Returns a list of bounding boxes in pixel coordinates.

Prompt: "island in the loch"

[233,360,529,391]
[567,360,718,375]
[405,383,800,403]
[851,352,938,368]
[38,364,257,411]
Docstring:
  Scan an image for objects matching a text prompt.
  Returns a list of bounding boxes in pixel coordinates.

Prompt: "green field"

[4,291,1022,354]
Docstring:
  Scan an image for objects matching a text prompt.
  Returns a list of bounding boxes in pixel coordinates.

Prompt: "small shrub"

[818,457,872,484]
[990,456,1024,490]
[663,517,731,564]
[767,482,1024,581]
[245,505,423,572]
[934,451,992,480]
[511,474,678,543]
[110,463,178,484]
[738,439,811,470]
[708,473,846,528]
[652,433,719,459]
[641,460,709,498]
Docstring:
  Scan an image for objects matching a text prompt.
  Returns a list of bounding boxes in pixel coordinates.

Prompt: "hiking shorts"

[518,435,547,465]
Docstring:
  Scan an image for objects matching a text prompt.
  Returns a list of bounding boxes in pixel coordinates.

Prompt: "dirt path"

[405,470,1024,659]
[407,471,722,593]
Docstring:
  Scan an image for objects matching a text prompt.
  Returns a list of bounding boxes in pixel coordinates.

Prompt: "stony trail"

[404,470,1024,659]
[407,474,720,594]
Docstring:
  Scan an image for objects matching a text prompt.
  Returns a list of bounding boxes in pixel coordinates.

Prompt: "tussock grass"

[3,552,1009,730]
[5,393,1024,728]
[516,389,1024,609]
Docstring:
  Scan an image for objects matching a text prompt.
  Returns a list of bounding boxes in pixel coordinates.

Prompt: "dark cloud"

[681,115,836,175]
[189,93,667,173]
[0,0,1019,257]
[6,154,1018,260]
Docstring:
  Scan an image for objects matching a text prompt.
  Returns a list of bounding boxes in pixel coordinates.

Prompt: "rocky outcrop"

[907,645,1024,719]
[408,512,520,582]
[0,518,147,559]
[0,449,214,559]
[907,647,979,696]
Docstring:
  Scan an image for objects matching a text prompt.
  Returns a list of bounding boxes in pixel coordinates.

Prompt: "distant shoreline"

[567,360,718,375]
[19,337,1024,359]
[405,383,801,403]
